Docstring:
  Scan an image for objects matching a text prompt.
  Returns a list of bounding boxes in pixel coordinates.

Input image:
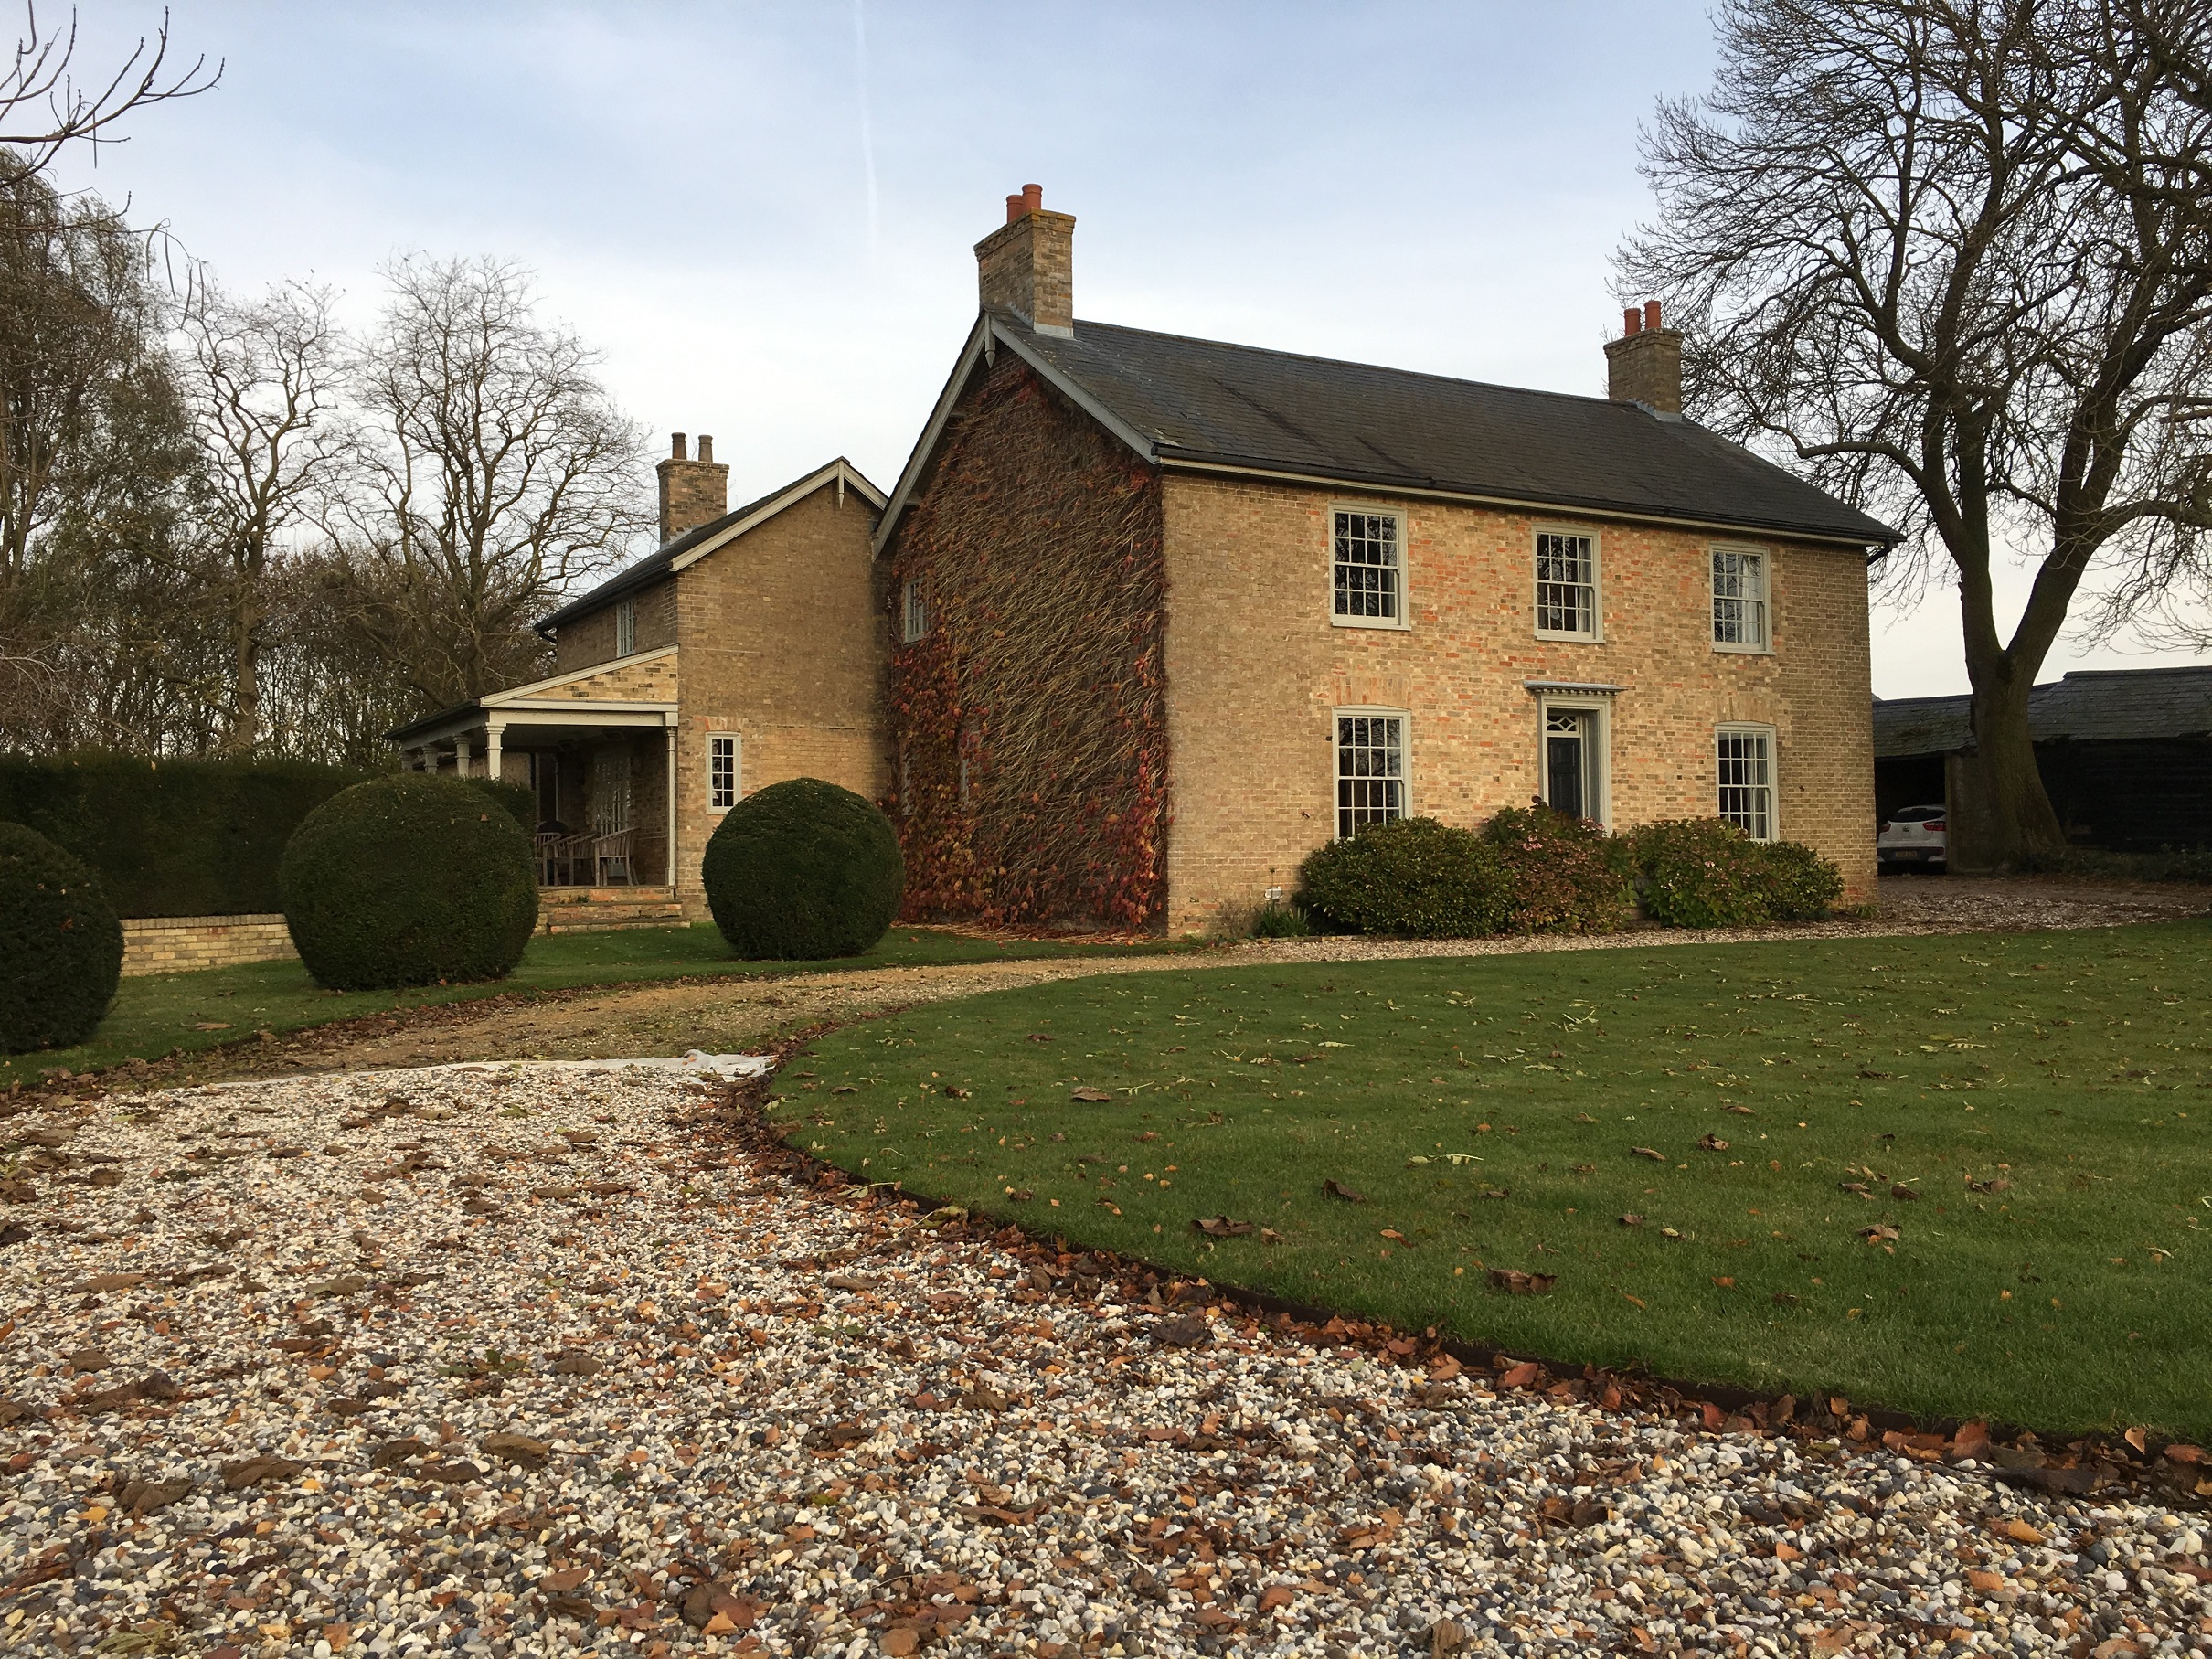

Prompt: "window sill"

[1331,614,1411,632]
[1534,630,1604,644]
[1711,641,1775,656]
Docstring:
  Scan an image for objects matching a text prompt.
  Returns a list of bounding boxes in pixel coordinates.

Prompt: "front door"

[1545,708,1593,820]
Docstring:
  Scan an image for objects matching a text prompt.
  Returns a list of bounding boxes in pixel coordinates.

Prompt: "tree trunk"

[226,578,261,756]
[1952,662,2066,870]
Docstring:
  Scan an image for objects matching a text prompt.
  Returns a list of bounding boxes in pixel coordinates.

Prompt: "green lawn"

[782,920,2212,1440]
[5,925,1175,1089]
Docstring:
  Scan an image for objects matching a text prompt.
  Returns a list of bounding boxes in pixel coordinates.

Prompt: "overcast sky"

[48,0,2205,697]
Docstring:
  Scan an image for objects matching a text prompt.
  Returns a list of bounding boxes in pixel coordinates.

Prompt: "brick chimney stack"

[657,431,728,544]
[974,183,1075,337]
[1604,299,1683,414]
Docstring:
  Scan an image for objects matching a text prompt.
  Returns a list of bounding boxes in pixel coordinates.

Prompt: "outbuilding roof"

[1873,666,2212,758]
[878,311,1899,550]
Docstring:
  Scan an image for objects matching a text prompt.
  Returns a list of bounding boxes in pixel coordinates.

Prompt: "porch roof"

[386,646,678,751]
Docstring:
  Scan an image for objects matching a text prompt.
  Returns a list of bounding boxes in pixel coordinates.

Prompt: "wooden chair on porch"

[535,832,593,887]
[591,828,635,886]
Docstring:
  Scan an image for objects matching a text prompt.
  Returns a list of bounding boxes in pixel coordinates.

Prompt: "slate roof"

[973,313,1898,546]
[1873,666,2212,757]
[536,459,882,635]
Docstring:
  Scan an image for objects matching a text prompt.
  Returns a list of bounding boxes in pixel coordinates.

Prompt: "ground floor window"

[1335,712,1406,837]
[708,734,738,810]
[1717,727,1774,839]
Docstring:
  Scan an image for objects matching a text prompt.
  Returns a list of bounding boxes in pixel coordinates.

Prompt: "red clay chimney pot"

[1622,308,1642,337]
[1005,193,1023,224]
[1021,183,1043,213]
[671,431,687,460]
[1644,299,1664,332]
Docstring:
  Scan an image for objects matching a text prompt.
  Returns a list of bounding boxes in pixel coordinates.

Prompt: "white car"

[1878,804,1948,870]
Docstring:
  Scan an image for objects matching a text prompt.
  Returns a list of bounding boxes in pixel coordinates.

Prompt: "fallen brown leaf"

[1487,1268,1556,1295]
[1069,1087,1113,1102]
[1323,1178,1366,1203]
[1191,1217,1255,1238]
[1631,1146,1665,1162]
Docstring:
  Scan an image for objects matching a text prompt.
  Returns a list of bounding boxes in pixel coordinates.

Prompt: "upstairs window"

[901,579,928,643]
[1712,548,1770,649]
[708,734,738,811]
[1535,530,1599,639]
[1335,712,1406,838]
[1332,509,1404,626]
[615,597,637,656]
[1717,727,1775,839]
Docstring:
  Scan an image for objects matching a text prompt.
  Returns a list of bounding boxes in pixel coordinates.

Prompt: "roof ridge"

[1066,316,1654,416]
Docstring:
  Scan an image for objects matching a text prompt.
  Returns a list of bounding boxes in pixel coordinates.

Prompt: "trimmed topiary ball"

[0,821,123,1053]
[702,777,904,960]
[280,772,537,991]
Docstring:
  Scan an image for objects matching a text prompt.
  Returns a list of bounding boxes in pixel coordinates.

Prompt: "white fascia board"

[873,317,993,558]
[987,326,1161,471]
[668,459,888,577]
[873,316,1164,558]
[495,702,675,721]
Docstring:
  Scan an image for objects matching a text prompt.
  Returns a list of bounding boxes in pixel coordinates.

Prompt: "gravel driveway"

[2,1063,2206,1658]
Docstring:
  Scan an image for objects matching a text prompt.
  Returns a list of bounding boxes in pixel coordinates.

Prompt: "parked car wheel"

[1877,804,1948,871]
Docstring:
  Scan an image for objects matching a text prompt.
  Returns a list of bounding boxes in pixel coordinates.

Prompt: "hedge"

[0,752,534,919]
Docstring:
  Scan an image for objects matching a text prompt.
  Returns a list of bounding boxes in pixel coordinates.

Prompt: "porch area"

[388,680,682,909]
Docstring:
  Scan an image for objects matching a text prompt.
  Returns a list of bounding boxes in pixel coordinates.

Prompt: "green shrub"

[701,778,904,959]
[280,773,538,990]
[1297,818,1513,938]
[1250,903,1312,939]
[1629,817,1843,926]
[1480,805,1635,933]
[0,822,123,1053]
[2028,845,2212,884]
[1757,837,1846,920]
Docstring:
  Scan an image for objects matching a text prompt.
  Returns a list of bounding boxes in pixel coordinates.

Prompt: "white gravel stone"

[0,1061,2203,1659]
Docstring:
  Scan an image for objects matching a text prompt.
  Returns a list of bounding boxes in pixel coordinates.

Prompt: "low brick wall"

[121,913,299,977]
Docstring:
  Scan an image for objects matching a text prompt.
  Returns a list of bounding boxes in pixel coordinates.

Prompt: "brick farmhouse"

[392,188,1897,934]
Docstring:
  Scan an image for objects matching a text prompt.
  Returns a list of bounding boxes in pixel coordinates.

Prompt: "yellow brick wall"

[1159,474,1876,932]
[670,483,884,907]
[551,578,678,675]
[121,914,298,977]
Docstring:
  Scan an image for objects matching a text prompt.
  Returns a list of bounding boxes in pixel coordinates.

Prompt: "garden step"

[534,887,687,933]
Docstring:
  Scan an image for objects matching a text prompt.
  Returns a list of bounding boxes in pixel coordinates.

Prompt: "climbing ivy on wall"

[885,358,1167,930]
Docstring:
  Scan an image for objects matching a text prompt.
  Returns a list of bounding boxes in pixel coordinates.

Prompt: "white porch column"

[665,720,679,890]
[456,735,475,778]
[484,719,505,788]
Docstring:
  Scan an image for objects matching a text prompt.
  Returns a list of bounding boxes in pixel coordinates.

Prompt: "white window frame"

[1535,693,1612,829]
[1710,546,1772,654]
[1717,723,1778,840]
[707,733,739,813]
[1329,505,1410,631]
[900,579,928,643]
[1333,707,1409,839]
[615,597,637,657]
[1533,526,1602,643]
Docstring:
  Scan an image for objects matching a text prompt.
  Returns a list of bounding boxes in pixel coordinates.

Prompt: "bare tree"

[0,163,196,748]
[1,3,218,191]
[1618,0,2212,866]
[336,255,648,709]
[176,275,348,753]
